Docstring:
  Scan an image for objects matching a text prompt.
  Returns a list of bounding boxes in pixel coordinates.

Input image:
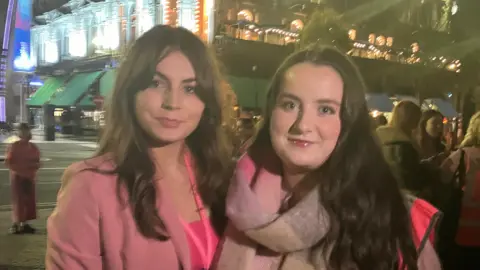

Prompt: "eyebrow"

[154,71,197,83]
[279,92,341,106]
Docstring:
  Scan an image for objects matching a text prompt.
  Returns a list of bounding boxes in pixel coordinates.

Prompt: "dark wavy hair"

[93,25,233,240]
[418,109,445,155]
[249,46,418,269]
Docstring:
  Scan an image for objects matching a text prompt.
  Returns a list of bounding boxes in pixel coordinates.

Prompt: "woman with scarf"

[212,46,441,270]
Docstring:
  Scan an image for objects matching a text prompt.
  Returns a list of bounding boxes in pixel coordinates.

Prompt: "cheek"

[134,92,148,123]
[318,117,341,140]
[185,97,205,121]
[270,109,296,134]
[134,90,164,130]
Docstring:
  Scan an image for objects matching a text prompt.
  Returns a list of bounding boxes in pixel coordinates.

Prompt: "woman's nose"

[290,109,314,134]
[162,89,181,110]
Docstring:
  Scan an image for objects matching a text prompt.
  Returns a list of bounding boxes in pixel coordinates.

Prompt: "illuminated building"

[30,0,216,68]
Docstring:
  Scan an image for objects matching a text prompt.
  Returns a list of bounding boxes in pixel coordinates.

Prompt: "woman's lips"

[157,117,182,128]
[288,138,314,147]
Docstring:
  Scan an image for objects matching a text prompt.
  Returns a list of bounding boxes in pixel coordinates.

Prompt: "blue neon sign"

[12,0,34,73]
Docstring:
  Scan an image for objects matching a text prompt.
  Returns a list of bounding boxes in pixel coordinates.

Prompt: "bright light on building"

[348,29,356,40]
[452,1,458,15]
[205,0,215,42]
[386,37,394,47]
[69,30,87,57]
[138,9,153,35]
[237,10,253,22]
[93,23,119,50]
[45,40,58,63]
[178,0,197,33]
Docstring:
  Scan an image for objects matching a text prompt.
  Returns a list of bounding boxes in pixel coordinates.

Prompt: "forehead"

[281,63,343,101]
[155,51,195,79]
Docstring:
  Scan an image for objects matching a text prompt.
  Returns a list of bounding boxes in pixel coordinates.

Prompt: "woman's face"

[270,63,343,171]
[135,51,205,144]
[426,115,444,138]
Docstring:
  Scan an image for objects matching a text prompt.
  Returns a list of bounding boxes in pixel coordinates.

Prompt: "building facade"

[22,0,463,133]
[30,0,215,68]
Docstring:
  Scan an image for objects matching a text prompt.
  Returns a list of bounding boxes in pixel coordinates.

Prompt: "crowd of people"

[374,103,480,269]
[5,25,479,269]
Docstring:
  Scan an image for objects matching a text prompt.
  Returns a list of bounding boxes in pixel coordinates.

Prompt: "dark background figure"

[417,110,446,160]
[373,114,388,127]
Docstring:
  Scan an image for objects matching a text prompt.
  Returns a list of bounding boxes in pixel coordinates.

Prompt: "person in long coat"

[5,123,40,234]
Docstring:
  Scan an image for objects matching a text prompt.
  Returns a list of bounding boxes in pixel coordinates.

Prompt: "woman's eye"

[280,101,296,111]
[149,80,160,88]
[184,85,196,94]
[150,80,168,89]
[318,106,335,115]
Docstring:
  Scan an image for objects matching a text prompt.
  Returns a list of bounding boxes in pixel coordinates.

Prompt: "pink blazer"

[45,154,194,270]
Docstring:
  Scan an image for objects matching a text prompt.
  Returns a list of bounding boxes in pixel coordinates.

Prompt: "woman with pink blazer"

[45,26,233,270]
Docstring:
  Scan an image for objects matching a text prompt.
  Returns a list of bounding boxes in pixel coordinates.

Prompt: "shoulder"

[27,142,40,152]
[237,153,256,174]
[9,141,20,149]
[67,153,116,174]
[60,154,118,202]
[235,153,259,185]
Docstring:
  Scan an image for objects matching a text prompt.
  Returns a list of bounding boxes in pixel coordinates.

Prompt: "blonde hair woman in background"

[376,101,428,195]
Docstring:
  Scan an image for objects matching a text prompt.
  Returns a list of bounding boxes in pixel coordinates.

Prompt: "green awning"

[73,72,268,109]
[49,71,104,107]
[77,69,116,107]
[228,76,270,109]
[26,76,68,107]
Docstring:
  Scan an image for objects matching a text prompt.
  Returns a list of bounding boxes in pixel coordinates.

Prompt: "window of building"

[178,0,197,32]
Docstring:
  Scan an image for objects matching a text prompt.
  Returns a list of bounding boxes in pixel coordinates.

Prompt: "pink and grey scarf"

[212,154,442,270]
[212,154,331,270]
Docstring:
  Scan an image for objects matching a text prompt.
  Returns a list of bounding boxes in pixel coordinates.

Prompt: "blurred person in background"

[5,123,40,234]
[417,110,446,162]
[374,114,388,127]
[213,47,441,270]
[439,111,480,270]
[376,101,430,195]
[45,26,233,270]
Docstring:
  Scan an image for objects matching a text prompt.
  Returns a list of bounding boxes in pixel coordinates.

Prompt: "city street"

[0,142,95,270]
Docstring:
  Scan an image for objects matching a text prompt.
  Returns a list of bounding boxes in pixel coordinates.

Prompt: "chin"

[281,155,323,171]
[149,132,186,145]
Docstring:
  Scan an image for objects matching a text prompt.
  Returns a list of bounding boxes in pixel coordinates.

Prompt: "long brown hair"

[417,109,445,155]
[250,46,418,269]
[93,25,233,240]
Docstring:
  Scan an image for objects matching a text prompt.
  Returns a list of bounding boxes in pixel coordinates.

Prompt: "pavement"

[0,140,96,269]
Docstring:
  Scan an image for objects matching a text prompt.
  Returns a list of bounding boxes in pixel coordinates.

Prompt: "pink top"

[186,220,219,270]
[182,152,219,270]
